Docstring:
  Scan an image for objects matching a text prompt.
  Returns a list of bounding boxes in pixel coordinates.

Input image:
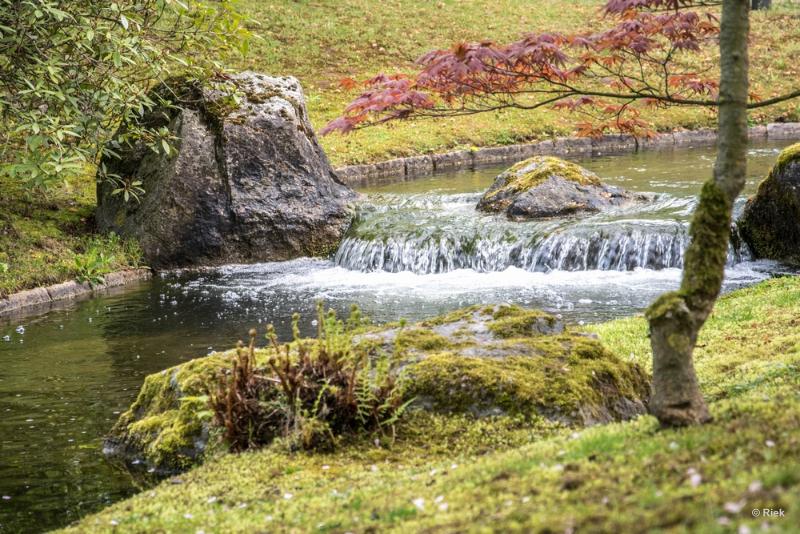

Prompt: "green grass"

[232,0,800,165]
[63,276,800,533]
[0,173,144,298]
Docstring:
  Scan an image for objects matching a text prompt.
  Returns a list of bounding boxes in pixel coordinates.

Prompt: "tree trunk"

[751,0,771,9]
[646,0,750,427]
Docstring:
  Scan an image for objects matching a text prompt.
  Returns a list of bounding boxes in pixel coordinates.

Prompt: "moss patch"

[488,305,563,338]
[773,141,800,174]
[407,333,649,423]
[0,171,144,298]
[106,352,238,471]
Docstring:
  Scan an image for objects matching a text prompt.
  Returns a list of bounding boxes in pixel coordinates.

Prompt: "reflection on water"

[0,141,797,532]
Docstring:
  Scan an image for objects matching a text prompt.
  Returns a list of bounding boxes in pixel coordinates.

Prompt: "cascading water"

[334,192,753,275]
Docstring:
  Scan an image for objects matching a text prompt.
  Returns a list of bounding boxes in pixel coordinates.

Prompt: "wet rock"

[107,304,649,472]
[738,143,800,265]
[96,72,357,269]
[477,156,646,220]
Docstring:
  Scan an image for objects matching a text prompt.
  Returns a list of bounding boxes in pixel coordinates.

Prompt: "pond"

[0,141,796,532]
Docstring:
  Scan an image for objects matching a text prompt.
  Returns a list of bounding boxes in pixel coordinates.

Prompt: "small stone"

[412,498,425,511]
[283,493,293,500]
[765,440,775,448]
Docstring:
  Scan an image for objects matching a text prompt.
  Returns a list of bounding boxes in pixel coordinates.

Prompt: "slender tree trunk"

[751,0,771,9]
[646,0,750,427]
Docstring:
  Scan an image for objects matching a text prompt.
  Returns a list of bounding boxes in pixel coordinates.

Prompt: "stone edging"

[334,122,800,187]
[0,268,152,318]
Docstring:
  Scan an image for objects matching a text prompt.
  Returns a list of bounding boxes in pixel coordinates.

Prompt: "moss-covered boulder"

[106,305,650,473]
[477,156,646,220]
[738,143,800,265]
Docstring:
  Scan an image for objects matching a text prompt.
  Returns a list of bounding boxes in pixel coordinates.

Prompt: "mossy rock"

[403,305,650,423]
[738,142,800,265]
[103,354,235,473]
[107,304,650,473]
[477,156,646,220]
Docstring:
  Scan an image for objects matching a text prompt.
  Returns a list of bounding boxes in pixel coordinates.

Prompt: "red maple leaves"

[323,0,725,137]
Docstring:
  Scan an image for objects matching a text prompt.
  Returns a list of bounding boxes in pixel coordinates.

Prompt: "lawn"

[233,0,800,165]
[62,275,800,533]
[0,173,143,298]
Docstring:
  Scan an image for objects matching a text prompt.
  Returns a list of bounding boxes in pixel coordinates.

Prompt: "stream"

[0,141,796,532]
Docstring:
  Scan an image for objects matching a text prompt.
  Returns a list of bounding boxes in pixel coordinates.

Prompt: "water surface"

[0,141,795,532]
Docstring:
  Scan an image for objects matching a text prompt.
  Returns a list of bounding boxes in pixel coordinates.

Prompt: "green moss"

[407,333,649,422]
[109,352,238,470]
[484,156,600,203]
[418,304,487,327]
[0,170,144,298]
[394,328,453,352]
[645,290,688,322]
[488,307,561,338]
[681,180,731,304]
[773,141,800,174]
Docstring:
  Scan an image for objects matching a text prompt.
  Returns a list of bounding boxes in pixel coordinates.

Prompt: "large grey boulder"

[96,72,357,268]
[477,156,645,220]
[738,143,800,265]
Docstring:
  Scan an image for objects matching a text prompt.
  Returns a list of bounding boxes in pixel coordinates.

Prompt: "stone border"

[0,268,152,318]
[334,122,800,187]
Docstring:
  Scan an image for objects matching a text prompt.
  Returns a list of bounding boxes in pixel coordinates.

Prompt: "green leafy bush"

[0,0,251,194]
[211,304,411,452]
[73,249,114,286]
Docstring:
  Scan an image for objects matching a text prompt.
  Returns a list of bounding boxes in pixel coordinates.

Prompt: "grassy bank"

[64,276,800,533]
[235,0,800,165]
[0,174,143,298]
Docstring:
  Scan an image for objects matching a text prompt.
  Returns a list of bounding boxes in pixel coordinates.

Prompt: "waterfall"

[333,192,752,275]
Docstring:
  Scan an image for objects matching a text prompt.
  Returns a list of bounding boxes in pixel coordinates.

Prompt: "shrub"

[211,304,411,453]
[73,248,114,286]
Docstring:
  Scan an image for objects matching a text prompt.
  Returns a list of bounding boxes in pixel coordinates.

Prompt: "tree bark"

[751,0,771,9]
[646,0,750,427]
